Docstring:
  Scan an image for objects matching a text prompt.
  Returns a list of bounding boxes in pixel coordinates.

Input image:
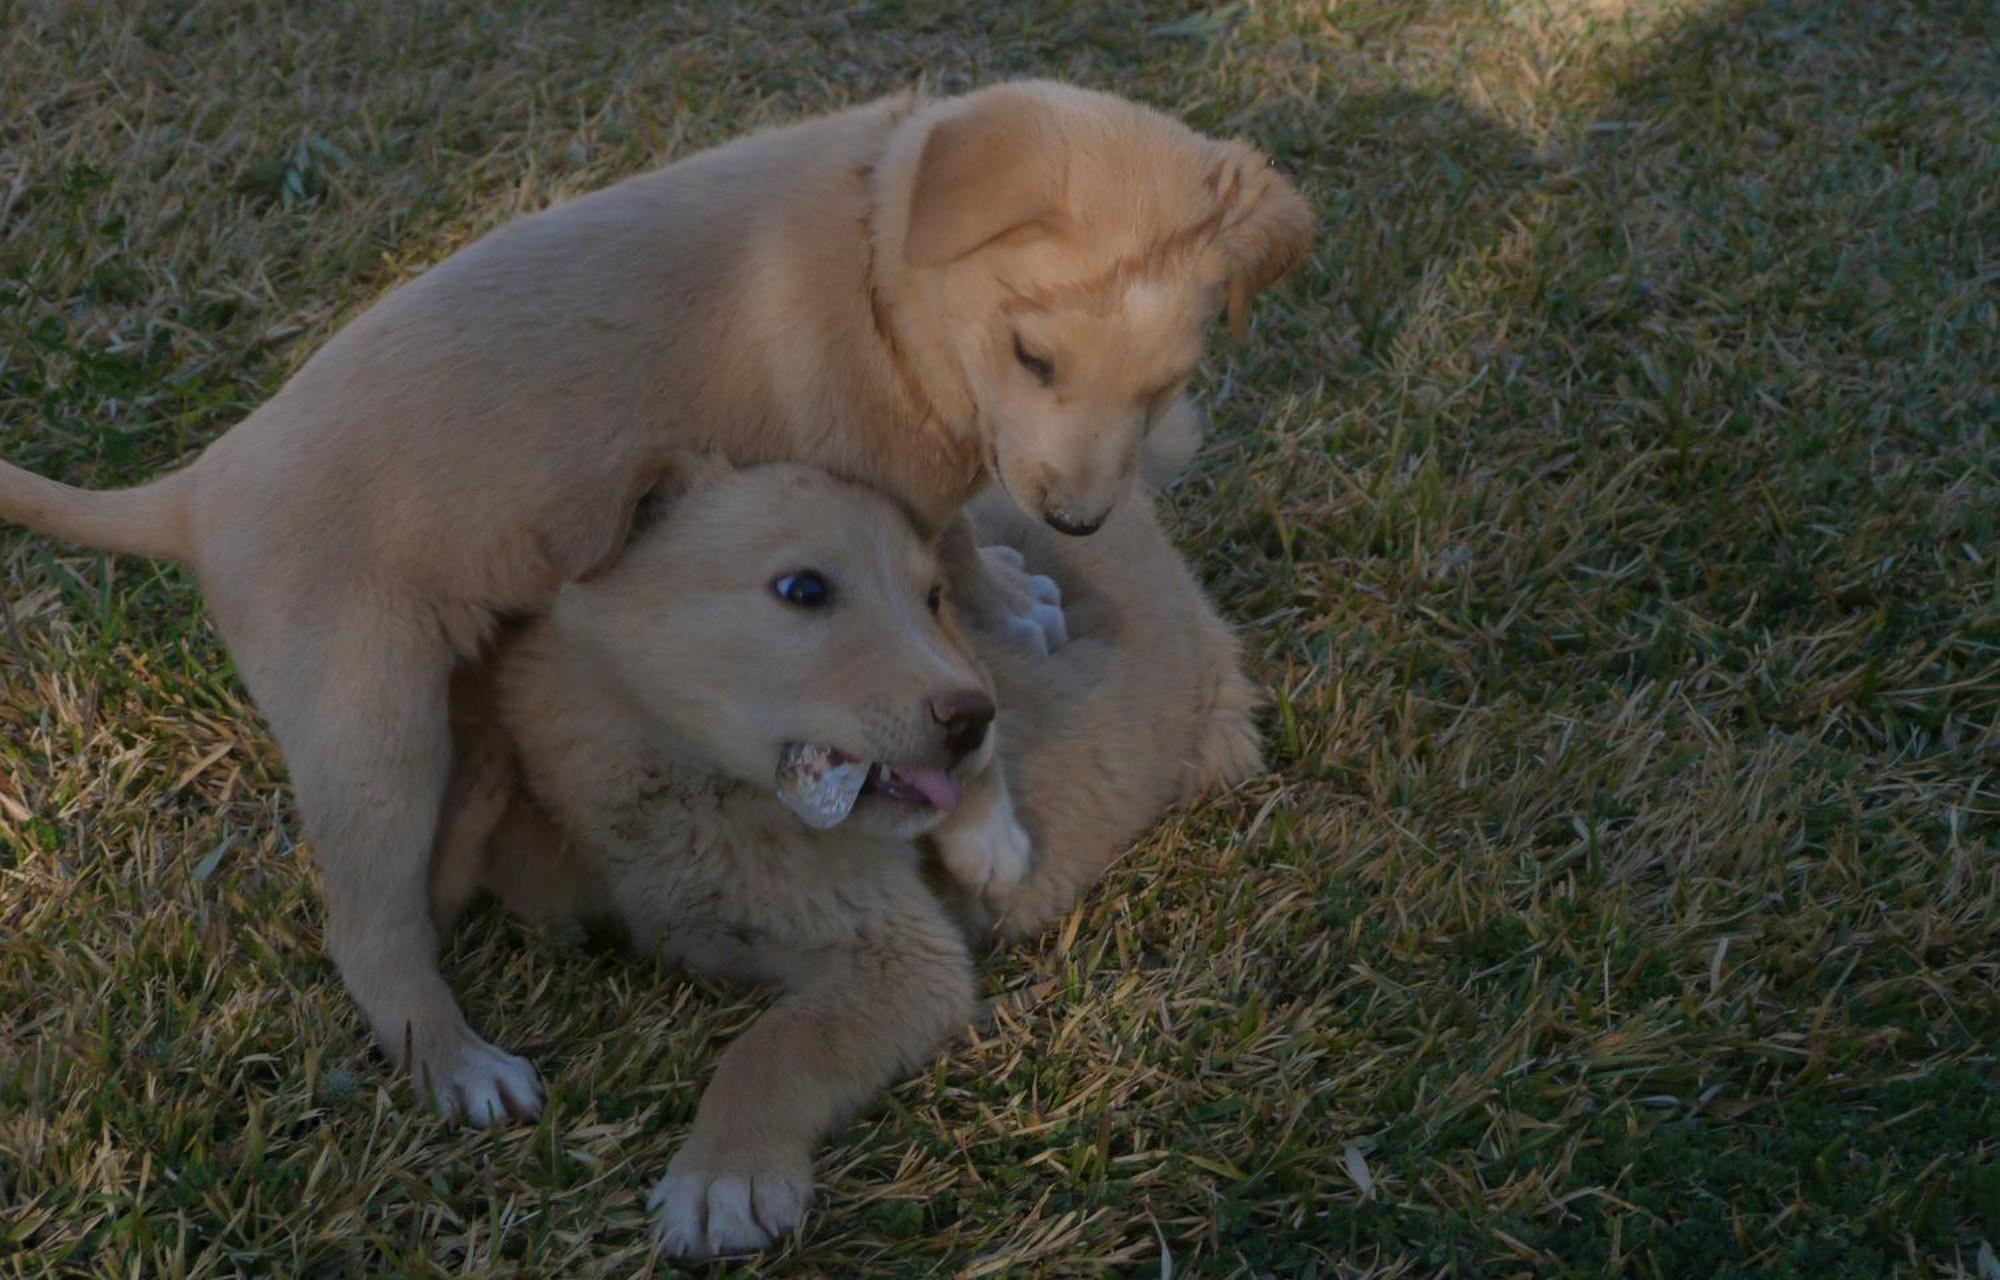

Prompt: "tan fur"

[0,81,1308,1119]
[431,457,1260,1258]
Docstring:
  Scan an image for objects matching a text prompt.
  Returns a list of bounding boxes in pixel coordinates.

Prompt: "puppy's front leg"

[649,926,976,1260]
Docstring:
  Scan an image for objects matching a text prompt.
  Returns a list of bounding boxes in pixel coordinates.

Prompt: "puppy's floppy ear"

[1211,141,1315,339]
[904,89,1064,268]
[573,450,730,583]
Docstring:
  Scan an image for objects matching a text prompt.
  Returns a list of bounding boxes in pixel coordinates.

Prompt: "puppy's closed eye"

[1012,334,1055,386]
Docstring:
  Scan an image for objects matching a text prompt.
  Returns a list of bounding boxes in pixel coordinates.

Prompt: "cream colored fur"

[0,81,1308,1119]
[430,457,1261,1258]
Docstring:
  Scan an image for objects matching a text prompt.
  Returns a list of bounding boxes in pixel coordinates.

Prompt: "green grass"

[2,0,1996,1275]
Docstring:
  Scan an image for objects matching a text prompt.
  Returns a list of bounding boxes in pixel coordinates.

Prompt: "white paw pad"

[649,1161,813,1260]
[978,546,1067,656]
[940,802,1032,906]
[420,1036,544,1126]
[1022,580,1067,649]
[1000,614,1052,658]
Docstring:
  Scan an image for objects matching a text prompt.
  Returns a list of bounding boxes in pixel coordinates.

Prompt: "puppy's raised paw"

[649,1146,814,1260]
[937,794,1032,910]
[413,1027,544,1127]
[976,545,1066,656]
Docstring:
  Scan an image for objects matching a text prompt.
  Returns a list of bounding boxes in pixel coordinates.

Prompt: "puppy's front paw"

[648,1144,814,1260]
[938,797,1032,910]
[412,1026,544,1126]
[976,545,1066,656]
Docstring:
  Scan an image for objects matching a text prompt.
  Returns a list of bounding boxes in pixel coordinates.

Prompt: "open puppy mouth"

[774,742,961,830]
[860,761,962,808]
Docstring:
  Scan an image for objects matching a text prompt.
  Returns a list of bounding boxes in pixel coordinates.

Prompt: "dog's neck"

[858,94,975,435]
[847,116,988,529]
[849,283,987,532]
[862,260,973,435]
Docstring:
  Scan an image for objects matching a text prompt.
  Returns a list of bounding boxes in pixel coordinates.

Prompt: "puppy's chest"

[595,766,726,847]
[858,436,987,534]
[739,398,984,534]
[582,770,911,956]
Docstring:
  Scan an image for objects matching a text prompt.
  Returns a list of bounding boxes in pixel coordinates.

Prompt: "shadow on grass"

[1196,0,1996,1274]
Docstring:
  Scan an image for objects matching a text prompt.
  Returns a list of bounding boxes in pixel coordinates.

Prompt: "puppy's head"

[876,80,1314,536]
[561,454,995,839]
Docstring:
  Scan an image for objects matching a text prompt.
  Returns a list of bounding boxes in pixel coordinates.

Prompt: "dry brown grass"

[3,1,1996,1276]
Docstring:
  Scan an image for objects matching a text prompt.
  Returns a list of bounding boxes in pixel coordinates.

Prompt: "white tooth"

[775,743,870,829]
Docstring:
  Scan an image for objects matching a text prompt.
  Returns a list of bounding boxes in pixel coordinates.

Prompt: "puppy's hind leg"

[234,591,544,1126]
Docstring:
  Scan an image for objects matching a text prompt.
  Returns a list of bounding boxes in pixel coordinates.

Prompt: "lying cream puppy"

[0,81,1310,1120]
[432,452,1262,1257]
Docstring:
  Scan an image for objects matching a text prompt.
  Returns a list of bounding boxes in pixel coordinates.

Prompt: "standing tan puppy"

[432,454,1263,1256]
[0,81,1310,1121]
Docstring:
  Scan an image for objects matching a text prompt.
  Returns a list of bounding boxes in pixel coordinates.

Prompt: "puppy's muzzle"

[1041,504,1107,537]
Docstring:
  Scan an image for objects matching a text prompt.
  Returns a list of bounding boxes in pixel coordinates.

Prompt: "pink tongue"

[896,767,961,811]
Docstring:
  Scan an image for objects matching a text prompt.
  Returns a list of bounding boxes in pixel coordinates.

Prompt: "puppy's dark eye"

[773,571,830,609]
[1013,334,1055,386]
[926,584,943,616]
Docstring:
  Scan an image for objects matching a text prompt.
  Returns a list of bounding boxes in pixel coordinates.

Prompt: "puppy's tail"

[0,458,191,560]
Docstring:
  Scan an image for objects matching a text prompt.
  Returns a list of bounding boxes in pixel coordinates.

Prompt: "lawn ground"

[1,1,1996,1276]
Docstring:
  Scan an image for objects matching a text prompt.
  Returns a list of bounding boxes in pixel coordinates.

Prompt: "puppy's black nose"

[932,689,996,762]
[1041,505,1106,537]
